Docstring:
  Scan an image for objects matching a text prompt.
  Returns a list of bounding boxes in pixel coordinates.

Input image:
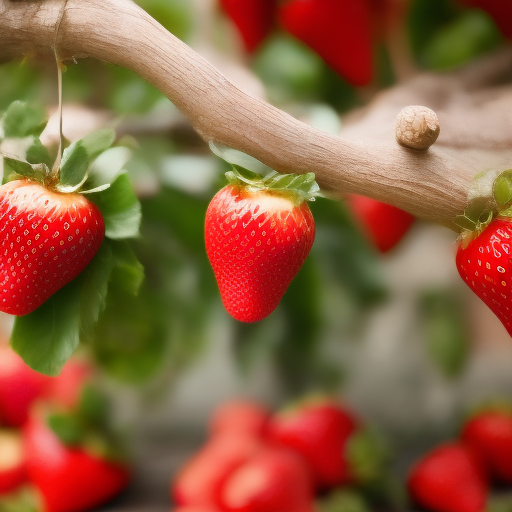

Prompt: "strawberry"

[278,0,374,86]
[266,397,359,489]
[174,508,222,512]
[219,0,277,53]
[219,447,315,512]
[347,195,415,253]
[407,442,488,512]
[456,218,512,336]
[24,413,130,512]
[205,168,316,323]
[0,430,27,496]
[173,433,263,508]
[0,344,50,427]
[461,407,512,484]
[0,179,105,316]
[210,399,270,438]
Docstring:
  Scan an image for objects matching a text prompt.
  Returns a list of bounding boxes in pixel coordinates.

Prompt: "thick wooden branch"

[0,0,511,229]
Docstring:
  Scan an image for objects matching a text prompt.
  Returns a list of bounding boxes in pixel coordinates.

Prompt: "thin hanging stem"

[51,49,64,178]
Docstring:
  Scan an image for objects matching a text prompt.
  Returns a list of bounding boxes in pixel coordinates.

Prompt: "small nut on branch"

[395,105,440,150]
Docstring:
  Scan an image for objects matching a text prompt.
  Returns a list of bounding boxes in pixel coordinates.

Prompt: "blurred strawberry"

[407,442,488,512]
[0,430,27,496]
[266,397,359,489]
[45,358,93,410]
[0,345,50,427]
[219,0,277,53]
[210,400,270,438]
[174,508,222,512]
[461,406,512,484]
[459,0,512,39]
[173,434,263,508]
[219,447,315,512]
[24,386,130,512]
[279,0,374,86]
[346,194,415,253]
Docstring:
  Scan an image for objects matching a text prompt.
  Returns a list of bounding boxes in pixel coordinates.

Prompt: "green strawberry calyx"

[457,168,512,248]
[226,165,320,205]
[209,141,321,205]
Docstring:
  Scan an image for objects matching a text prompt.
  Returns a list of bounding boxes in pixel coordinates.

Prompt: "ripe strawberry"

[0,430,27,495]
[279,0,374,86]
[407,442,488,512]
[347,195,415,253]
[174,508,222,512]
[461,407,512,484]
[24,415,130,512]
[219,447,315,512]
[173,433,263,508]
[210,399,270,438]
[456,218,512,336]
[266,397,359,489]
[205,169,316,323]
[0,344,50,427]
[0,179,105,316]
[219,0,277,53]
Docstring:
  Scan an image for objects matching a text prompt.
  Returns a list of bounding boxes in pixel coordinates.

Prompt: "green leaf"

[77,243,116,339]
[79,129,116,160]
[10,277,82,376]
[77,385,109,425]
[2,157,46,183]
[493,170,512,209]
[59,141,89,189]
[422,10,502,70]
[1,101,47,138]
[89,173,141,239]
[26,138,52,167]
[109,240,144,295]
[209,141,273,176]
[85,146,132,190]
[48,413,86,446]
[318,490,371,512]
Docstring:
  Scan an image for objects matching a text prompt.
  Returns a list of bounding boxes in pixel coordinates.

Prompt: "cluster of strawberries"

[0,344,129,512]
[408,405,512,512]
[171,396,388,512]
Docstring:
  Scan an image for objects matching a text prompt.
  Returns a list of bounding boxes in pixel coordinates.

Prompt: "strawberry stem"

[51,48,64,180]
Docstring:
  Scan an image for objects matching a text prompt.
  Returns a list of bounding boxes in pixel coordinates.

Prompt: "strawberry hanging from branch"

[205,145,318,323]
[456,169,512,337]
[0,101,143,376]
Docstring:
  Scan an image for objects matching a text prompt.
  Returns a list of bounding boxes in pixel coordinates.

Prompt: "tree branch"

[0,0,511,228]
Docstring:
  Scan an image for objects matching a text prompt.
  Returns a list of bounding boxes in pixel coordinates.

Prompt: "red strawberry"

[266,397,359,489]
[24,415,130,512]
[219,0,277,53]
[174,508,222,512]
[407,442,488,512]
[210,400,270,438]
[279,0,374,86]
[347,194,415,253]
[0,179,105,316]
[461,407,512,484]
[0,430,27,495]
[459,0,512,39]
[456,218,512,336]
[0,344,50,427]
[205,171,316,323]
[173,433,263,508]
[219,447,315,512]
